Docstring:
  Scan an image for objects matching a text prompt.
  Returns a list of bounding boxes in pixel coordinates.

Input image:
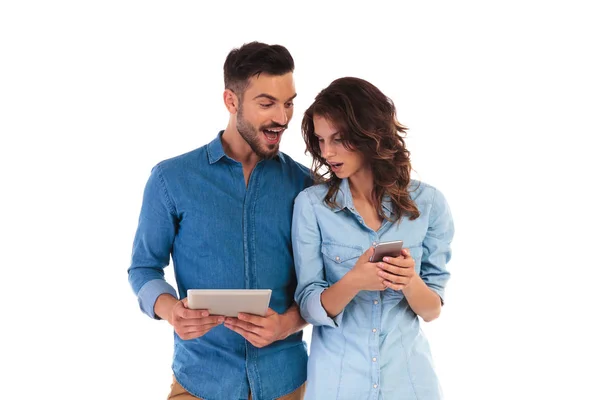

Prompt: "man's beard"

[236,104,286,160]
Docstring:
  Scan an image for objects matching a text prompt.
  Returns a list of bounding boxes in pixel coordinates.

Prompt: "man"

[128,41,311,400]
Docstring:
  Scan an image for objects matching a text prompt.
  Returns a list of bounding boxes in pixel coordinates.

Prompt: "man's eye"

[285,102,294,108]
[260,103,273,108]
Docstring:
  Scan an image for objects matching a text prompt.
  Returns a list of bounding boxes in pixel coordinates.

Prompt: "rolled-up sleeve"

[292,191,342,328]
[127,163,178,319]
[420,188,454,304]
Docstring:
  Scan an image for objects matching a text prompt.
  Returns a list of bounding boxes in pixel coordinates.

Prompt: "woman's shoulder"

[296,182,330,202]
[408,179,446,205]
[408,179,452,220]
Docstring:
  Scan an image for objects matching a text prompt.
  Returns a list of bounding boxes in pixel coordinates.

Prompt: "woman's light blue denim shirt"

[292,178,454,400]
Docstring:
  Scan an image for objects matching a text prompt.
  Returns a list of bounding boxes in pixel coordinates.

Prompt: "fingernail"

[202,311,209,317]
[383,257,389,262]
[378,262,383,267]
[218,317,224,322]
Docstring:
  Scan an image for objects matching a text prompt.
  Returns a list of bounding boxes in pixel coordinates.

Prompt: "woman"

[292,77,454,399]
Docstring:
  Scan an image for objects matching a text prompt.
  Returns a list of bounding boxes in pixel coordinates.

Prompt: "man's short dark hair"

[223,41,295,96]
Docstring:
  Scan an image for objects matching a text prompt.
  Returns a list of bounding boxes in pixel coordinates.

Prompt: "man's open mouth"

[263,127,285,143]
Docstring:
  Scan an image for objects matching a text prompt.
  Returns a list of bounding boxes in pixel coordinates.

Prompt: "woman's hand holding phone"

[348,247,387,291]
[375,248,416,291]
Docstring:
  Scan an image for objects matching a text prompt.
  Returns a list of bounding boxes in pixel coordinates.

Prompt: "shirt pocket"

[321,242,363,284]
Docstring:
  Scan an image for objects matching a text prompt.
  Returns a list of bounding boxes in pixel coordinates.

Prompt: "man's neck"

[221,125,261,169]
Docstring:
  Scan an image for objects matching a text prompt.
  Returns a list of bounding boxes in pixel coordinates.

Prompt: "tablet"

[186,289,272,317]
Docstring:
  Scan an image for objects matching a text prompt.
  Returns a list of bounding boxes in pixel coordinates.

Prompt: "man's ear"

[223,89,239,114]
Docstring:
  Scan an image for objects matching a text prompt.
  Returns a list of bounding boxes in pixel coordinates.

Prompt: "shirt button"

[335,256,340,262]
[372,357,377,362]
[372,328,377,333]
[373,384,378,388]
[372,241,377,246]
[373,300,378,305]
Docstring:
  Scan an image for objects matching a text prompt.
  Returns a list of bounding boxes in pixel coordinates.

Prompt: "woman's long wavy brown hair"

[301,77,420,222]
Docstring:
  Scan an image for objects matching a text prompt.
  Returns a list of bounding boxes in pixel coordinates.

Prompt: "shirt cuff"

[425,283,445,306]
[137,279,178,319]
[301,287,344,328]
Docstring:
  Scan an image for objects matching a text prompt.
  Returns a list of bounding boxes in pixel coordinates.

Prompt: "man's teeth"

[264,129,282,140]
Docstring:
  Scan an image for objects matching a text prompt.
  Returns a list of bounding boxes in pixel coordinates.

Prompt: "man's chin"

[261,146,279,160]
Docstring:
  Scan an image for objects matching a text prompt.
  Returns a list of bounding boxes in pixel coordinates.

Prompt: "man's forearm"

[154,293,179,324]
[279,303,308,340]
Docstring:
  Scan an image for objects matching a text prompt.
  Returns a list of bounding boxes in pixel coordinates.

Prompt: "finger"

[233,328,269,348]
[264,308,276,317]
[402,248,411,257]
[378,270,400,283]
[224,318,263,335]
[381,256,413,268]
[181,322,220,335]
[378,262,413,277]
[361,247,375,262]
[237,312,268,327]
[383,280,407,291]
[178,324,220,339]
[224,323,264,342]
[376,262,403,275]
[224,320,277,348]
[179,315,225,327]
[178,307,210,319]
[238,307,277,324]
[378,270,411,284]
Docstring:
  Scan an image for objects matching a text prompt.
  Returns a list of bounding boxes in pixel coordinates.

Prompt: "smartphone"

[369,240,404,262]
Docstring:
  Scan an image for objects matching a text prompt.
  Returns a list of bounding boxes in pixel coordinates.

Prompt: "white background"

[1,1,599,399]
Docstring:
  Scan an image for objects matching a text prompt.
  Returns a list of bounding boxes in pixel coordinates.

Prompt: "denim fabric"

[128,131,312,400]
[293,178,454,400]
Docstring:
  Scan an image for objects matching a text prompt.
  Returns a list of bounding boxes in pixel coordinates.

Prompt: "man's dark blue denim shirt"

[128,131,312,400]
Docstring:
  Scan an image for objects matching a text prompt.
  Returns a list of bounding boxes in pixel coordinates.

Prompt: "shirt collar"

[331,178,393,218]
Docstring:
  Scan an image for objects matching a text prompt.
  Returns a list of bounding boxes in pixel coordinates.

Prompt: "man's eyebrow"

[252,93,297,102]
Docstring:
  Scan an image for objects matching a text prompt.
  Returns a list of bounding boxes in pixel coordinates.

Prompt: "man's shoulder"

[277,152,311,177]
[153,145,208,175]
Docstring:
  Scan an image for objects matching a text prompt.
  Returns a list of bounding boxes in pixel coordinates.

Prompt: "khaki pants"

[167,376,306,400]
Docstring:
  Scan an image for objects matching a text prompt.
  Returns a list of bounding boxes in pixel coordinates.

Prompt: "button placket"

[370,291,382,395]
